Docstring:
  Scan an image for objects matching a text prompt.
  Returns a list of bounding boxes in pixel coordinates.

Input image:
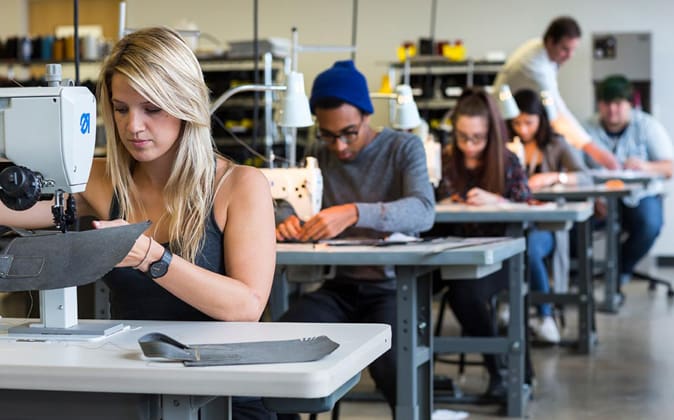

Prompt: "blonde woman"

[0,27,276,418]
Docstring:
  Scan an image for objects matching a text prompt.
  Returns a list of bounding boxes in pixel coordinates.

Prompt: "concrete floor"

[307,271,674,419]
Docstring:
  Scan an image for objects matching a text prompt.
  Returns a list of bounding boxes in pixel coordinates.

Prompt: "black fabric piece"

[138,332,340,366]
[0,222,149,292]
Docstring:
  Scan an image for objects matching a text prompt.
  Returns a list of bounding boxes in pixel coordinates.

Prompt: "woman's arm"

[127,165,276,321]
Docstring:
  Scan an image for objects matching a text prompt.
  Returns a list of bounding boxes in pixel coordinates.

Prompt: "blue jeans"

[527,229,555,317]
[621,195,664,276]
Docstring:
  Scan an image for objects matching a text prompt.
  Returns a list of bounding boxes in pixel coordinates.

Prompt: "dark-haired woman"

[435,87,530,398]
[508,88,590,343]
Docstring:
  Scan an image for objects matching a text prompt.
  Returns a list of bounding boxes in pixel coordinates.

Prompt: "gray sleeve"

[355,136,436,233]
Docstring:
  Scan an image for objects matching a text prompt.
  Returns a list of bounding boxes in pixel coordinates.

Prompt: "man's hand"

[276,215,303,242]
[623,157,648,171]
[298,204,358,242]
[465,188,505,206]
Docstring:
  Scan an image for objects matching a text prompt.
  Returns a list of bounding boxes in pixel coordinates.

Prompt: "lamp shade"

[498,84,520,120]
[540,90,558,121]
[393,84,421,129]
[278,71,313,128]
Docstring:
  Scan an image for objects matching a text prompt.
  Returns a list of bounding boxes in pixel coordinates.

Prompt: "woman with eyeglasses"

[437,88,530,209]
[433,87,530,400]
[507,88,590,343]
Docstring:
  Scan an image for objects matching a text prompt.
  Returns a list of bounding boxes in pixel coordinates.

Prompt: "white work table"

[0,319,390,420]
[273,238,528,419]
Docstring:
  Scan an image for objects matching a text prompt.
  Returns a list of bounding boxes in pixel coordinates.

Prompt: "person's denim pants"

[621,195,664,277]
[527,229,555,317]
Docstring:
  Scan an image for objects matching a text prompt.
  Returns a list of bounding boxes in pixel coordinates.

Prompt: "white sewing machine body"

[0,85,96,194]
[260,157,323,221]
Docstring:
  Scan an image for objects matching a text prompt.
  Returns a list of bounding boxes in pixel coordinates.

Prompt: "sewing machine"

[0,65,129,339]
[0,64,96,232]
[259,157,323,221]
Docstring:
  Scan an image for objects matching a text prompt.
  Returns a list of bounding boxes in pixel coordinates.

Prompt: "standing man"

[276,60,435,418]
[494,16,619,169]
[584,74,673,295]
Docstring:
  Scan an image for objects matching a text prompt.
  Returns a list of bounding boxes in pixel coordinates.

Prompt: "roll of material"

[40,36,54,60]
[82,34,100,60]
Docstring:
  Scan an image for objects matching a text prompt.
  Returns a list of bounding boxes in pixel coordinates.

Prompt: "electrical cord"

[211,113,294,167]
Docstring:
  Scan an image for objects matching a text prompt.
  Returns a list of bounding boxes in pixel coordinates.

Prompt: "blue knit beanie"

[310,60,374,114]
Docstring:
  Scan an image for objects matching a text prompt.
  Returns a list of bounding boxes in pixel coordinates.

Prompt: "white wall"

[2,0,674,255]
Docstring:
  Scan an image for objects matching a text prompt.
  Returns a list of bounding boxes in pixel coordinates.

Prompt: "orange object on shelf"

[605,179,625,189]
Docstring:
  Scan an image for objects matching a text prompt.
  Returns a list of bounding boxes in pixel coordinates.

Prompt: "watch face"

[150,261,169,278]
[148,248,172,279]
[559,173,569,184]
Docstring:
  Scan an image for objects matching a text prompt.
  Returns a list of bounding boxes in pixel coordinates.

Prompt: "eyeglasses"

[316,119,364,146]
[455,131,488,146]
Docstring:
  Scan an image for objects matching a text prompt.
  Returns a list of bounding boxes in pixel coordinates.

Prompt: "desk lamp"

[209,72,313,128]
[540,90,558,120]
[498,85,525,164]
[370,84,422,130]
[498,84,520,120]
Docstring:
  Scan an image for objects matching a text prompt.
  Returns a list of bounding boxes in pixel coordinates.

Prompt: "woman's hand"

[465,188,505,205]
[93,219,153,269]
[528,173,557,190]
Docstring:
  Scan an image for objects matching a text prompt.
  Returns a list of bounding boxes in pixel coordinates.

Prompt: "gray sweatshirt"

[306,127,436,282]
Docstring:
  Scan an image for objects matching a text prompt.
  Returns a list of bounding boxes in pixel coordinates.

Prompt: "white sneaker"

[532,316,560,343]
[432,408,469,420]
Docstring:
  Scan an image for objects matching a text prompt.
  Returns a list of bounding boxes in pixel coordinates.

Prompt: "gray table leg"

[161,395,223,420]
[599,196,621,313]
[576,219,595,353]
[507,252,526,417]
[395,266,432,420]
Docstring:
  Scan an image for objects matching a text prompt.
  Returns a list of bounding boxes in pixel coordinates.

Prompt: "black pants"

[233,397,277,420]
[278,279,397,419]
[436,268,508,379]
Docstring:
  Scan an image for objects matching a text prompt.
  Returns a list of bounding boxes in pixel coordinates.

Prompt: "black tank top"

[102,195,225,321]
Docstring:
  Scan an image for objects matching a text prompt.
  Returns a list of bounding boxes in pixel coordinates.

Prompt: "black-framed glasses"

[316,119,364,146]
[455,131,488,145]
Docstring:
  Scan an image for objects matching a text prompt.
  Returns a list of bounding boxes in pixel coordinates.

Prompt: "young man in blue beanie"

[583,74,673,302]
[276,60,435,418]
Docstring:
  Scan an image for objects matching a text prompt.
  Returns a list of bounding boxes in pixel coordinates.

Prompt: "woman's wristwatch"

[557,172,569,185]
[147,247,173,279]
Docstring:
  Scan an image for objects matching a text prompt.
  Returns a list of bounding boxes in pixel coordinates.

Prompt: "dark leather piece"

[0,222,149,291]
[139,332,340,366]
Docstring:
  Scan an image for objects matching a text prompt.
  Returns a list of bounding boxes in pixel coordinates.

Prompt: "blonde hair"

[97,26,220,262]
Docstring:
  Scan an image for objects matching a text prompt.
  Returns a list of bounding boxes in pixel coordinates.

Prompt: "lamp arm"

[210,84,287,114]
[369,92,397,100]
